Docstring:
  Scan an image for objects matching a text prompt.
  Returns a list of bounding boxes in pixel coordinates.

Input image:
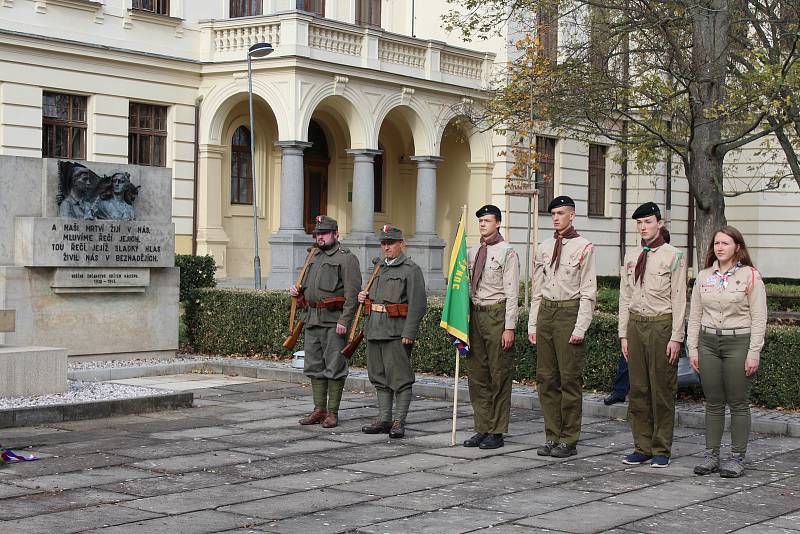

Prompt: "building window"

[536,136,556,213]
[42,92,87,159]
[588,144,606,217]
[296,0,324,16]
[231,0,262,18]
[374,147,384,213]
[356,0,381,27]
[128,103,167,167]
[230,126,252,204]
[537,1,558,61]
[132,0,169,15]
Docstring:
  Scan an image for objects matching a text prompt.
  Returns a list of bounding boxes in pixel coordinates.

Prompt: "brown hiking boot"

[299,407,327,425]
[361,419,392,434]
[321,412,338,428]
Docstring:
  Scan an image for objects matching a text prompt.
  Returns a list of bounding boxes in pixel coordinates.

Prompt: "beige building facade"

[1,0,797,283]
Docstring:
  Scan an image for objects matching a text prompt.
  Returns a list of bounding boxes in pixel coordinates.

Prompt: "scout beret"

[379,224,404,241]
[631,202,661,220]
[547,196,576,213]
[475,204,502,221]
[313,215,338,234]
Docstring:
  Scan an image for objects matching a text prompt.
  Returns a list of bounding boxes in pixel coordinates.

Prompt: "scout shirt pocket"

[559,256,582,285]
[318,264,341,293]
[728,285,748,304]
[381,275,405,303]
[646,267,671,293]
[484,257,504,285]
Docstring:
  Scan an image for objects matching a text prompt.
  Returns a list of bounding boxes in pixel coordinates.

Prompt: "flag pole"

[450,204,467,447]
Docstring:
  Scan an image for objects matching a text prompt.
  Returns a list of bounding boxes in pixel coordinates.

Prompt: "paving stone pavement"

[0,377,798,534]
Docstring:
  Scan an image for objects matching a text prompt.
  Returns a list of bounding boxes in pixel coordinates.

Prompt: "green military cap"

[313,215,338,234]
[379,224,404,241]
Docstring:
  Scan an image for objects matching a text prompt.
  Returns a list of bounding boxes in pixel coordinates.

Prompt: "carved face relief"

[73,168,94,195]
[112,173,130,194]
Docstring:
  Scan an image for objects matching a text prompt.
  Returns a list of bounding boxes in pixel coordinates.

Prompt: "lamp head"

[248,42,274,58]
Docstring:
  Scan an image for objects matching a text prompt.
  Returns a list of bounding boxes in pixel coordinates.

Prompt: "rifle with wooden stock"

[341,258,382,358]
[282,247,319,350]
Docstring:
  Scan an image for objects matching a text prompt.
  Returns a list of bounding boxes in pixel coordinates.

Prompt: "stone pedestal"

[405,234,447,292]
[0,346,68,397]
[265,231,314,289]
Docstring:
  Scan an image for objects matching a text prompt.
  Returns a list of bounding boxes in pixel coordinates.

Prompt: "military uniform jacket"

[686,262,768,361]
[619,242,687,342]
[364,252,427,341]
[528,235,597,338]
[300,243,362,329]
[467,241,520,330]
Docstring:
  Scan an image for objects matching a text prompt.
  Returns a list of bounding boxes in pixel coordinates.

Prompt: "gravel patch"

[68,354,228,370]
[0,381,174,410]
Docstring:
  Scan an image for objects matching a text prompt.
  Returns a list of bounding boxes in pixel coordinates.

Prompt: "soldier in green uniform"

[291,215,361,429]
[358,225,427,438]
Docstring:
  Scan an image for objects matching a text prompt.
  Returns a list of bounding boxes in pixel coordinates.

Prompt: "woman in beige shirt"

[687,226,768,478]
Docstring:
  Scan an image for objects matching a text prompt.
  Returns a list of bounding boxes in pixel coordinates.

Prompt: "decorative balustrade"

[202,13,493,87]
[378,39,425,69]
[212,23,281,54]
[308,24,362,56]
[440,51,483,80]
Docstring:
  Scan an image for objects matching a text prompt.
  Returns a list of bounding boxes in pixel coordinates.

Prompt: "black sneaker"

[463,432,487,447]
[603,395,625,406]
[537,440,557,456]
[478,433,504,449]
[551,443,577,458]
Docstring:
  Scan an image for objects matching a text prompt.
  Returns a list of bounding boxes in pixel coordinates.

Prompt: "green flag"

[440,209,470,349]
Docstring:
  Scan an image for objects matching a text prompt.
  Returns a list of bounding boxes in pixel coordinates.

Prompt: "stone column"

[406,156,446,292]
[412,156,443,236]
[343,149,382,279]
[195,143,230,278]
[266,141,312,290]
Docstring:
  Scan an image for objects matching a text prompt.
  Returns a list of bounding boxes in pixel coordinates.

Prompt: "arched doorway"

[304,118,330,233]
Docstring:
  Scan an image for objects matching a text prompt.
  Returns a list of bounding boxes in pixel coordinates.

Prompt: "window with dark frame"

[230,126,252,205]
[537,0,558,61]
[131,0,169,15]
[588,144,607,217]
[536,136,556,213]
[374,147,384,213]
[355,0,381,27]
[128,102,168,167]
[42,92,87,160]
[230,0,262,18]
[296,0,325,16]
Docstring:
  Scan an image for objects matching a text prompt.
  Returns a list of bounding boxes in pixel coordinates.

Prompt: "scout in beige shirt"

[686,226,768,478]
[618,202,687,468]
[462,204,520,450]
[528,196,597,458]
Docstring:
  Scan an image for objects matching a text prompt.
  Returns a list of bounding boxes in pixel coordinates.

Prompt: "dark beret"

[547,196,575,213]
[631,202,661,220]
[475,204,502,220]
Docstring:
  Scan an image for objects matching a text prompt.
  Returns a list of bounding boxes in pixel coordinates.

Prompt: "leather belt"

[471,300,505,311]
[306,296,346,310]
[701,325,751,336]
[630,312,672,323]
[365,300,408,317]
[541,298,580,309]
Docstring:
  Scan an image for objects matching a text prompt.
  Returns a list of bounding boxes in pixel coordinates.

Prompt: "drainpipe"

[411,0,415,37]
[619,122,628,266]
[191,95,203,256]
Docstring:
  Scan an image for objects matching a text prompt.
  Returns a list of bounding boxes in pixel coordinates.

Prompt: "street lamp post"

[247,42,274,289]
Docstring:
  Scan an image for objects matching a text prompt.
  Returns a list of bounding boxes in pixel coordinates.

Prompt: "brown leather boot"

[361,419,392,434]
[321,411,338,428]
[299,407,327,425]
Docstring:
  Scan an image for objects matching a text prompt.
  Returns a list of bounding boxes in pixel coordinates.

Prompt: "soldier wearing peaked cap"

[529,195,597,458]
[619,202,687,469]
[463,204,520,450]
[290,215,361,429]
[358,225,427,438]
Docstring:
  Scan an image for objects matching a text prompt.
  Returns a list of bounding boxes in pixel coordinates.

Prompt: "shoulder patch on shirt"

[578,243,593,263]
[670,251,684,273]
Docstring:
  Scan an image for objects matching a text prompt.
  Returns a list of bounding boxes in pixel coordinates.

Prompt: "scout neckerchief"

[634,229,667,285]
[714,261,742,289]
[550,227,580,271]
[471,231,504,294]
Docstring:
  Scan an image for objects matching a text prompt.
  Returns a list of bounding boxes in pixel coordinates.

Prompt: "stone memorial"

[0,155,179,364]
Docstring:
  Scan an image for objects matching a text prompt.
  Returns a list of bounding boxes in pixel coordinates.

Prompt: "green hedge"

[184,288,800,409]
[176,254,216,302]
